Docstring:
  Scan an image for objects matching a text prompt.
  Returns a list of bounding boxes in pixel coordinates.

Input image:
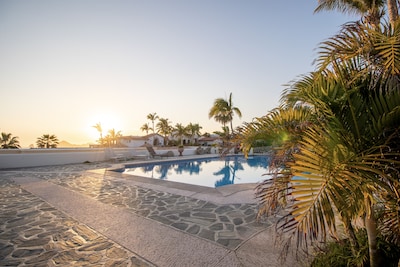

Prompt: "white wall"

[0,148,108,169]
[0,146,208,169]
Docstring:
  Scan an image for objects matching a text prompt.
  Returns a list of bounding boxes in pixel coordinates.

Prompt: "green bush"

[311,229,400,267]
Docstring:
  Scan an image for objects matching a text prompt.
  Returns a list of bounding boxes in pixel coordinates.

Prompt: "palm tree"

[147,113,159,135]
[36,134,59,148]
[213,126,231,149]
[387,0,399,26]
[238,20,400,267]
[209,92,242,134]
[186,123,202,145]
[92,122,104,146]
[140,123,151,135]
[173,123,189,146]
[156,118,173,146]
[105,128,122,147]
[314,0,385,28]
[0,132,21,149]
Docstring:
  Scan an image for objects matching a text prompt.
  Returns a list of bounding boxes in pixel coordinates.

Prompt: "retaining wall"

[0,147,209,169]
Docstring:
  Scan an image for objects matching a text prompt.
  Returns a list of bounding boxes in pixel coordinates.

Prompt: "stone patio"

[0,159,299,266]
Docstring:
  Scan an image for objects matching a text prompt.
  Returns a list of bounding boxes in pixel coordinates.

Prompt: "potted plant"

[178,145,184,156]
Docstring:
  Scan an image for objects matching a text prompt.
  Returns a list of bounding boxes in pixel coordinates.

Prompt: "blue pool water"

[122,155,270,188]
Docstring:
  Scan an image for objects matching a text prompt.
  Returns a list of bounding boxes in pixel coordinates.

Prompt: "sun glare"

[87,112,123,141]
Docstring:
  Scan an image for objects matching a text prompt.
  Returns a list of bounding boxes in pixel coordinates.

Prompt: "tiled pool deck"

[0,156,298,266]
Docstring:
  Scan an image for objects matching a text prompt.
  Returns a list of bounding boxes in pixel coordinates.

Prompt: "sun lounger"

[196,147,205,155]
[145,145,174,158]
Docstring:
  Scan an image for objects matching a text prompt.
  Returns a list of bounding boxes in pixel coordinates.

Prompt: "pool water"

[122,155,270,188]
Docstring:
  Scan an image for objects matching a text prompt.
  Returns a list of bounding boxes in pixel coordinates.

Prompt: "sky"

[0,1,358,148]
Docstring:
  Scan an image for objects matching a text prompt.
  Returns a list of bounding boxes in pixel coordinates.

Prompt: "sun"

[86,112,123,141]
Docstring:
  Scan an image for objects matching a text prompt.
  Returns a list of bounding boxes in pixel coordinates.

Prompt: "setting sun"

[86,112,123,141]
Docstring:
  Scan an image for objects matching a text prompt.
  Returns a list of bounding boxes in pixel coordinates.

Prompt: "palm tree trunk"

[343,217,359,254]
[387,0,399,27]
[365,201,382,267]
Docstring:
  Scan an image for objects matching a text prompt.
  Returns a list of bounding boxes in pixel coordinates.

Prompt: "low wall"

[0,146,216,169]
[0,148,108,169]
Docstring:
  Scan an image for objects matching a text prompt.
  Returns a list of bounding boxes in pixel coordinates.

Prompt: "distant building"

[198,135,222,146]
[118,133,165,148]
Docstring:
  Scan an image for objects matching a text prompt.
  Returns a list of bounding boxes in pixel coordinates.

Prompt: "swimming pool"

[121,155,270,188]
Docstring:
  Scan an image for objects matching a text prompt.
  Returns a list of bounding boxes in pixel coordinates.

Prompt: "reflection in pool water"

[122,155,270,188]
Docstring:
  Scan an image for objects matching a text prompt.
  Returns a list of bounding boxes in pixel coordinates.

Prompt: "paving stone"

[24,250,58,265]
[217,231,236,238]
[215,205,235,214]
[216,238,243,249]
[65,235,86,247]
[148,215,173,225]
[209,223,224,231]
[12,248,44,258]
[233,217,244,225]
[218,215,231,222]
[192,212,216,219]
[198,229,215,241]
[202,202,218,209]
[0,259,23,266]
[52,250,81,264]
[78,240,113,251]
[16,237,51,247]
[166,214,179,221]
[186,225,200,235]
[106,246,128,259]
[105,259,129,267]
[182,217,214,226]
[72,224,99,241]
[178,211,191,217]
[6,217,30,228]
[88,253,102,263]
[225,223,235,231]
[0,231,19,240]
[171,222,189,231]
[24,228,44,238]
[131,256,153,266]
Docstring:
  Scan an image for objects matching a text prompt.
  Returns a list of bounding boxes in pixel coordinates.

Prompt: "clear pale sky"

[0,1,357,148]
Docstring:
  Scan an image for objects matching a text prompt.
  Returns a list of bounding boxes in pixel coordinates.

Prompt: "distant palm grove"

[2,1,400,266]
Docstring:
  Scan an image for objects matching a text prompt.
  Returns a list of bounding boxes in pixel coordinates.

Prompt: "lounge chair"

[196,147,205,155]
[145,145,174,158]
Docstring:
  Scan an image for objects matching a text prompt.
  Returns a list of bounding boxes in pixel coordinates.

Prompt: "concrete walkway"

[0,160,299,266]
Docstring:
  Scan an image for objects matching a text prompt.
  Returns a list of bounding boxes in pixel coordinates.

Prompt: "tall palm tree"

[92,122,104,146]
[0,132,21,149]
[36,134,59,148]
[156,118,173,146]
[209,92,242,134]
[387,0,399,26]
[314,0,385,28]
[140,123,151,135]
[186,123,202,145]
[147,113,159,135]
[173,123,189,146]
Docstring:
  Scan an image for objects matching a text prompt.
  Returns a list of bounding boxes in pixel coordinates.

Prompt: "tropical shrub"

[237,19,400,267]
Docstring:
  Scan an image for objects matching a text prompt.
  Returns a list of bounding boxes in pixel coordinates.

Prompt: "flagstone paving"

[0,177,153,266]
[0,162,276,266]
